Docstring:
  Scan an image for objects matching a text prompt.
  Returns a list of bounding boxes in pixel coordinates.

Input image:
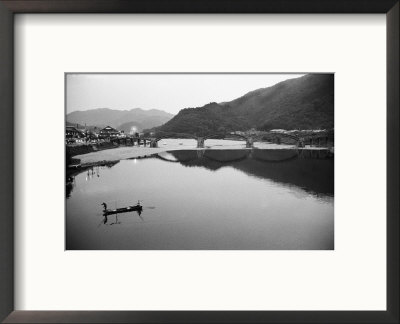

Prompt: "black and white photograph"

[66,73,334,250]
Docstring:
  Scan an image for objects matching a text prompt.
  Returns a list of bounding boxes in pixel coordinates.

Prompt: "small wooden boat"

[103,204,143,216]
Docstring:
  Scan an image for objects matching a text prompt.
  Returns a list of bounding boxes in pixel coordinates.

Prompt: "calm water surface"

[66,147,334,250]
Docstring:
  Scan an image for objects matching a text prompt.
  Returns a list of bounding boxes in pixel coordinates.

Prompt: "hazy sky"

[66,74,305,115]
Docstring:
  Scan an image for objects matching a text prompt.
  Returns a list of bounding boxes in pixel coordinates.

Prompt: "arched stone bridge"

[149,131,302,148]
[111,130,333,148]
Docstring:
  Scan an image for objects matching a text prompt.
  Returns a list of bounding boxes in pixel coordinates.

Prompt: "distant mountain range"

[66,108,174,132]
[157,74,334,135]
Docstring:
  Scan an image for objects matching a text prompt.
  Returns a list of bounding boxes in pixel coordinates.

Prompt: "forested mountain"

[157,74,333,135]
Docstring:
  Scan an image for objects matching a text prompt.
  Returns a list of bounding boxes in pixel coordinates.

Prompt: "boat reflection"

[102,208,144,226]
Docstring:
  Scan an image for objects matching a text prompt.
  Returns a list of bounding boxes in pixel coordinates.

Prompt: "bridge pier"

[246,138,254,148]
[151,140,158,148]
[197,137,205,148]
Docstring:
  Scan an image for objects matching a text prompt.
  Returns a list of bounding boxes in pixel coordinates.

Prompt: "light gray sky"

[66,73,304,115]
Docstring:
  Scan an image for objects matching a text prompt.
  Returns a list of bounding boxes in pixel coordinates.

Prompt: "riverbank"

[72,143,331,166]
[74,147,174,165]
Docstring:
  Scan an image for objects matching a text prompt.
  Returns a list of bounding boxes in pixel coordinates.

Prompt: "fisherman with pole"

[101,202,108,224]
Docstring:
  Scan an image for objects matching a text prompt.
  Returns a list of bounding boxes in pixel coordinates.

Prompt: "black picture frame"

[0,1,398,323]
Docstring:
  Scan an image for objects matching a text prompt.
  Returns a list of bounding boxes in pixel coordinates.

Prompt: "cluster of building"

[66,125,140,144]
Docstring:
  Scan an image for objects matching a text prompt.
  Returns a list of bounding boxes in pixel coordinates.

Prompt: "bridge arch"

[251,149,299,162]
[150,132,199,148]
[148,131,305,148]
[154,154,181,163]
[203,133,252,148]
[203,133,248,141]
[252,132,300,146]
[203,149,250,163]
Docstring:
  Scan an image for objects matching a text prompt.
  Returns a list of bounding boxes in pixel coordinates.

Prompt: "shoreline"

[74,147,183,166]
[70,144,332,167]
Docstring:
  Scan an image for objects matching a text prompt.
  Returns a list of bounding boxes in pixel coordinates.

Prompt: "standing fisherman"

[101,202,108,224]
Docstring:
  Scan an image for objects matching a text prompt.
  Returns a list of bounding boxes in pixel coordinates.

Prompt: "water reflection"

[66,148,334,250]
[67,149,333,201]
[67,149,333,199]
[151,149,334,197]
[66,176,75,199]
[102,209,144,226]
[66,162,121,198]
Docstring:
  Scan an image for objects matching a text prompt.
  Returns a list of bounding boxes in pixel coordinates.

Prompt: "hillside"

[66,108,174,130]
[157,74,334,135]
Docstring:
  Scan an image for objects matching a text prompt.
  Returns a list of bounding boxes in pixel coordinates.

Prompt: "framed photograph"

[0,1,398,323]
[65,72,334,251]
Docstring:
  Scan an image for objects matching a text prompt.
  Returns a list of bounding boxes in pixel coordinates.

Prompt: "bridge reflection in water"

[66,148,333,250]
[153,149,333,197]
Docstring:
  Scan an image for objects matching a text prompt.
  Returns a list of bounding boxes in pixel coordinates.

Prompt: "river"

[66,142,333,250]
